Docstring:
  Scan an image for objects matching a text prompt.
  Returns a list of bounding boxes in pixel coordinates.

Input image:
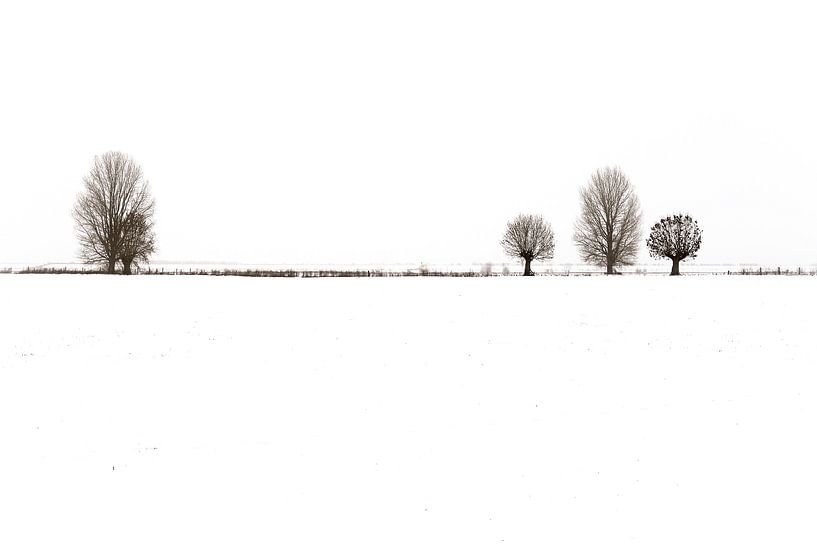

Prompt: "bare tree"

[72,152,156,274]
[501,214,555,276]
[646,214,702,275]
[573,166,642,274]
[120,210,156,275]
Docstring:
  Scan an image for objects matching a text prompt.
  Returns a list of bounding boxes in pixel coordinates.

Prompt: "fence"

[142,268,483,278]
[10,265,817,277]
[725,267,816,276]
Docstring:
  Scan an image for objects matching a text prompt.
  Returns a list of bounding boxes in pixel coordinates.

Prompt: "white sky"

[1,0,816,266]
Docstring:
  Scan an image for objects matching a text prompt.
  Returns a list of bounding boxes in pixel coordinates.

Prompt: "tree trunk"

[670,258,681,276]
[122,258,133,275]
[606,234,614,274]
[523,258,532,276]
[107,258,117,274]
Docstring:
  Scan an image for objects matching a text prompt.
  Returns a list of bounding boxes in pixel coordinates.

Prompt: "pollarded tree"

[646,214,702,276]
[573,166,642,274]
[72,151,156,274]
[501,214,555,276]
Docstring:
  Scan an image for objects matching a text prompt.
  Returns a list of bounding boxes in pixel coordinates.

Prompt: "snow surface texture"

[1,276,815,544]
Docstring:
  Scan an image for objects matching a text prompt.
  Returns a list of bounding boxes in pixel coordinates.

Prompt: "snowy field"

[2,275,816,544]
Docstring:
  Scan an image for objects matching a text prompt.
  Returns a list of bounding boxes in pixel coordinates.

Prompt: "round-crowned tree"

[646,214,702,275]
[501,214,555,276]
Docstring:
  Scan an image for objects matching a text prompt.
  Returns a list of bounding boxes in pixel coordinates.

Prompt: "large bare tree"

[646,214,702,275]
[573,167,642,274]
[501,214,555,276]
[72,152,156,274]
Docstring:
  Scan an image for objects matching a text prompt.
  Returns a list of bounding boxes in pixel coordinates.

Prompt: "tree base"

[670,259,681,276]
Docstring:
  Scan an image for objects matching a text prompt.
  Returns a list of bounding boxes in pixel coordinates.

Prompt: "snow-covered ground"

[1,275,815,544]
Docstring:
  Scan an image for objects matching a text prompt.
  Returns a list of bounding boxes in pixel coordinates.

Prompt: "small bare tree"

[120,211,156,275]
[72,152,156,274]
[501,214,555,276]
[573,166,642,274]
[646,214,702,275]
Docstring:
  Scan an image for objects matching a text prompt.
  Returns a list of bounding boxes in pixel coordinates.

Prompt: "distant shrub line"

[11,266,817,277]
[145,268,484,278]
[16,267,107,275]
[14,267,484,277]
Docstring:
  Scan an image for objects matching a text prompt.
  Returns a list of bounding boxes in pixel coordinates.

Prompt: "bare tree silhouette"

[501,214,555,276]
[647,214,702,275]
[120,211,156,275]
[574,166,642,274]
[72,152,156,274]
